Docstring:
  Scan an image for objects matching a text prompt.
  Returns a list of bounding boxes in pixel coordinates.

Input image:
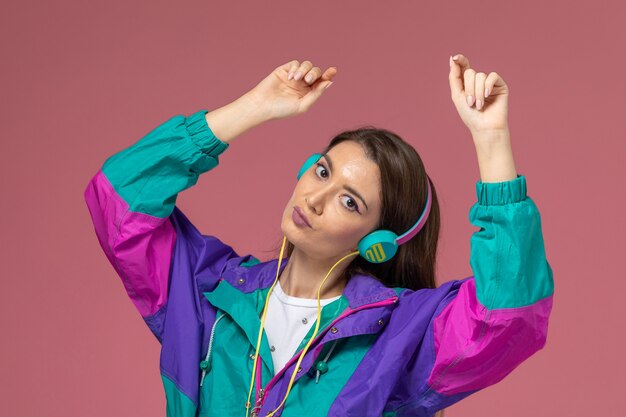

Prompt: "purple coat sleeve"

[84,109,247,342]
[386,175,554,415]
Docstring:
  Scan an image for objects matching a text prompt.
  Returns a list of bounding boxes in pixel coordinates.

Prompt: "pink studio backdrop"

[1,1,624,416]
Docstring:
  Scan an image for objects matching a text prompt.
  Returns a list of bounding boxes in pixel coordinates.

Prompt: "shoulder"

[390,277,474,322]
[218,255,285,293]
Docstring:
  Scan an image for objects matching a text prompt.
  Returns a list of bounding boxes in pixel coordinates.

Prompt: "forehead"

[325,141,374,168]
[324,141,381,194]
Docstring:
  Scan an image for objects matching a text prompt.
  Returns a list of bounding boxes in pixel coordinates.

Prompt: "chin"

[281,222,302,245]
[278,222,308,253]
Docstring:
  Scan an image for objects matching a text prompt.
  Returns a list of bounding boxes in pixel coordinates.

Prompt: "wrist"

[204,94,270,144]
[240,91,274,124]
[472,129,518,183]
[471,127,511,148]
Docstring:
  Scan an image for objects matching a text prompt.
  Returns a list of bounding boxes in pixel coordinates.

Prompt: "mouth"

[293,206,312,228]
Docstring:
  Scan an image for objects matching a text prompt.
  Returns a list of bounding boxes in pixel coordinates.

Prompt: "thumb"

[448,56,464,98]
[300,81,333,112]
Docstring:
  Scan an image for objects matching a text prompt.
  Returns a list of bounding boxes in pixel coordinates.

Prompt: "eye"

[314,163,329,179]
[340,195,360,213]
[315,162,360,214]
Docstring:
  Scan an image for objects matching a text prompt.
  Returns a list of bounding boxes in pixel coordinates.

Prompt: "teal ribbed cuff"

[185,109,229,157]
[475,174,527,205]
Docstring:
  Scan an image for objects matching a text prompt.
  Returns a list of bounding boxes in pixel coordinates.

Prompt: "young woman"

[84,56,554,417]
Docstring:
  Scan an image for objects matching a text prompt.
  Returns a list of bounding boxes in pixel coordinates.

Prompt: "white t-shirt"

[263,279,342,375]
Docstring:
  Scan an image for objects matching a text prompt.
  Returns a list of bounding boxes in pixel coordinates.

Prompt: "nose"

[305,185,333,215]
[305,196,322,215]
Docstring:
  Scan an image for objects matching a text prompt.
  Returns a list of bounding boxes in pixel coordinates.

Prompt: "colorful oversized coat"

[84,109,554,417]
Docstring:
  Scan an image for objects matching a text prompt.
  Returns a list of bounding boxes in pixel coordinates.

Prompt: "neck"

[279,246,356,299]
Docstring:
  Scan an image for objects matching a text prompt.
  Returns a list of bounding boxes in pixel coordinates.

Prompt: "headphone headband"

[396,178,432,245]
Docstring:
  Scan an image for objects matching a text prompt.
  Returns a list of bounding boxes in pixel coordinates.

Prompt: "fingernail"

[305,74,313,83]
[449,56,453,67]
[325,81,333,89]
[294,71,302,81]
[484,88,490,98]
[288,71,294,80]
[467,95,474,106]
[476,99,483,110]
[452,55,459,61]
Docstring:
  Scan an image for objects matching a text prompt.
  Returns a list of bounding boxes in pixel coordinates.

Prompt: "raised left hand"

[246,59,337,121]
[448,54,509,135]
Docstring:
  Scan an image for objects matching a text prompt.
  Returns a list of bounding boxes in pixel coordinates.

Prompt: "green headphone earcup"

[357,230,399,263]
[297,153,324,180]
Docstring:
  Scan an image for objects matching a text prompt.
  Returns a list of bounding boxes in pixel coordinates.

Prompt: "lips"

[293,206,312,228]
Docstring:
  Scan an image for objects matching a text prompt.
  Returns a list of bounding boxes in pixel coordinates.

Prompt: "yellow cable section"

[245,235,288,417]
[244,235,359,417]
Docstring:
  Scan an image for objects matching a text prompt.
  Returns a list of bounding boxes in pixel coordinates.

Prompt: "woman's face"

[280,140,382,261]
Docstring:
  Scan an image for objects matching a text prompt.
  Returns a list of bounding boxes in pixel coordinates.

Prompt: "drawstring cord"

[314,339,339,384]
[200,312,226,387]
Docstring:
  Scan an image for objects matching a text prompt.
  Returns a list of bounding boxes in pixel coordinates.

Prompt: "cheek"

[281,200,292,224]
[324,212,368,241]
[280,191,298,227]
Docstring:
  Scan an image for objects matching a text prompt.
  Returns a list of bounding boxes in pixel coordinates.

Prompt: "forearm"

[204,93,271,144]
[472,128,518,183]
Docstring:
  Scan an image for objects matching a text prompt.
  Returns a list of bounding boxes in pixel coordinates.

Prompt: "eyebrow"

[322,154,369,212]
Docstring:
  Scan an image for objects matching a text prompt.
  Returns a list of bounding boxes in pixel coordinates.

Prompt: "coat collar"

[220,256,398,309]
[202,255,399,375]
[203,277,276,375]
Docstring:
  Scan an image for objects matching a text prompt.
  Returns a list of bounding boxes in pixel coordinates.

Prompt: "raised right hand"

[245,59,337,121]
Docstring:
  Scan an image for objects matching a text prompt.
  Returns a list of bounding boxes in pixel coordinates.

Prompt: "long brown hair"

[270,125,441,291]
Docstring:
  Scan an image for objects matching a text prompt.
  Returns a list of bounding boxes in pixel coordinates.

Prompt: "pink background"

[1,0,624,416]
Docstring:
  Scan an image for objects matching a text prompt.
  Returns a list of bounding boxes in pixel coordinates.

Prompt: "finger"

[474,72,486,110]
[280,60,298,72]
[484,71,502,98]
[286,60,301,80]
[300,77,334,112]
[293,60,314,81]
[307,66,338,85]
[449,54,471,98]
[448,55,464,97]
[452,54,471,73]
[303,66,322,84]
[320,66,338,82]
[463,68,476,107]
